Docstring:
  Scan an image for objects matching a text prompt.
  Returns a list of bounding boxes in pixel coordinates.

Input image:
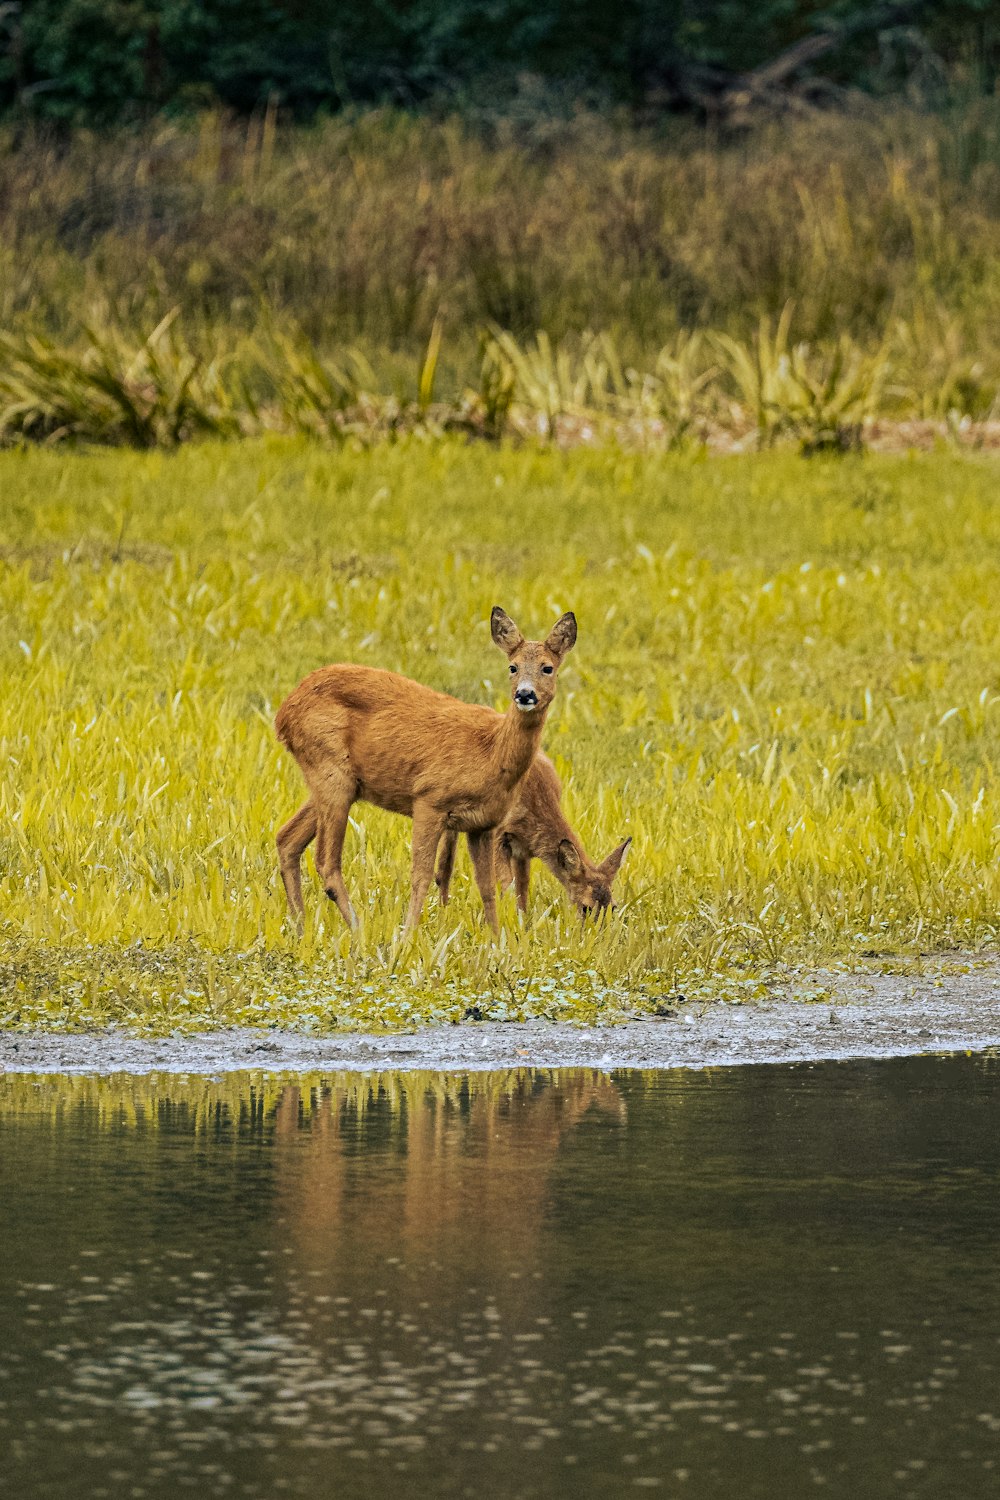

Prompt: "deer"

[434,752,630,917]
[273,606,576,934]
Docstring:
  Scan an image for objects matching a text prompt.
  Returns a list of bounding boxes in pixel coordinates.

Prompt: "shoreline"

[2,966,999,1076]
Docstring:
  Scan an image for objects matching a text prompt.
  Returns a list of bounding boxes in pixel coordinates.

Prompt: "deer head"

[556,835,631,916]
[491,606,577,718]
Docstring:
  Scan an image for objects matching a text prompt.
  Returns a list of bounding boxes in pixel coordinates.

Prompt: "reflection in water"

[1,1057,999,1499]
[272,1070,625,1285]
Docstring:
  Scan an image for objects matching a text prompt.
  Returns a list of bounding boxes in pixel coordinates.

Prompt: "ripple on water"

[1,1056,999,1498]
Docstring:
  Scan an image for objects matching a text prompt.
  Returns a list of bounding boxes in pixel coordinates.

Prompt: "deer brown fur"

[274,607,576,933]
[435,753,630,916]
[277,753,628,928]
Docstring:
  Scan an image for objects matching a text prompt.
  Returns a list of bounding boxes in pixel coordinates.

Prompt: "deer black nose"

[514,687,538,707]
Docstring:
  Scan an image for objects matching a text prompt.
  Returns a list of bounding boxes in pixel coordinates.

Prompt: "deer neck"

[493,703,547,790]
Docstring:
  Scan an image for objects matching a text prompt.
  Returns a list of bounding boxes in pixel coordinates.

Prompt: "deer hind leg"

[405,801,447,932]
[435,829,459,907]
[494,833,529,913]
[276,801,318,926]
[312,776,358,930]
[512,854,531,914]
[495,833,514,893]
[467,827,499,935]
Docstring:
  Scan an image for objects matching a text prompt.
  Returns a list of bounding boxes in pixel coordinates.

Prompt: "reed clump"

[0,312,245,448]
[0,310,996,455]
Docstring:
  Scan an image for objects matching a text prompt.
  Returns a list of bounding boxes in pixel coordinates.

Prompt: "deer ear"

[545,611,577,659]
[600,837,631,879]
[557,839,583,875]
[491,605,524,656]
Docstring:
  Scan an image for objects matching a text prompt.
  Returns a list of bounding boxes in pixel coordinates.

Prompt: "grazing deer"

[274,606,576,933]
[434,753,630,916]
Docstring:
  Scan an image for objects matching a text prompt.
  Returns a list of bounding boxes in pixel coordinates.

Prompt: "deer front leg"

[276,801,318,927]
[406,801,447,932]
[467,827,499,935]
[435,828,459,906]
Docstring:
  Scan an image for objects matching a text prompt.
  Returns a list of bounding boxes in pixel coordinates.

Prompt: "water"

[1,1055,999,1499]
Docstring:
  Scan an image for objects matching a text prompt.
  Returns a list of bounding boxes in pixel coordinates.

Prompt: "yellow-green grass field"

[2,439,1000,1032]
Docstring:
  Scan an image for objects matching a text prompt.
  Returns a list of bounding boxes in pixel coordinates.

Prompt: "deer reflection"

[272,1070,625,1284]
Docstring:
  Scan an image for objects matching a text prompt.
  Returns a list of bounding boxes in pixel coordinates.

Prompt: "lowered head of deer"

[551,834,632,917]
[491,605,576,716]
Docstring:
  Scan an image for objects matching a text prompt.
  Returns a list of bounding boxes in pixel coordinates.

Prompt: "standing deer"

[274,606,576,933]
[434,753,630,916]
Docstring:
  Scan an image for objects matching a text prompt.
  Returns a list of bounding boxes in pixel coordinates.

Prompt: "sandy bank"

[2,964,999,1076]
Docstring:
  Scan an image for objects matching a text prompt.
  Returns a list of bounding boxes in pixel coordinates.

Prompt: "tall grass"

[2,441,999,1031]
[2,102,1000,434]
[7,104,1000,346]
[5,105,1000,447]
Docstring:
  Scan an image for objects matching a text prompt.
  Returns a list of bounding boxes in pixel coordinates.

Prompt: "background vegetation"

[5,1,999,122]
[3,441,999,1030]
[3,7,1000,451]
[3,101,1000,450]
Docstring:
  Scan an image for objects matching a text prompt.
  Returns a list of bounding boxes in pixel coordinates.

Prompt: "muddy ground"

[2,963,999,1075]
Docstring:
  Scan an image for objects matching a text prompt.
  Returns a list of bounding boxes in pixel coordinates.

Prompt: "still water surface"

[1,1055,998,1499]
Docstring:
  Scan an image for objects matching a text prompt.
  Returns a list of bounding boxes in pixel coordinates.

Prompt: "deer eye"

[541,664,554,675]
[509,663,518,674]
